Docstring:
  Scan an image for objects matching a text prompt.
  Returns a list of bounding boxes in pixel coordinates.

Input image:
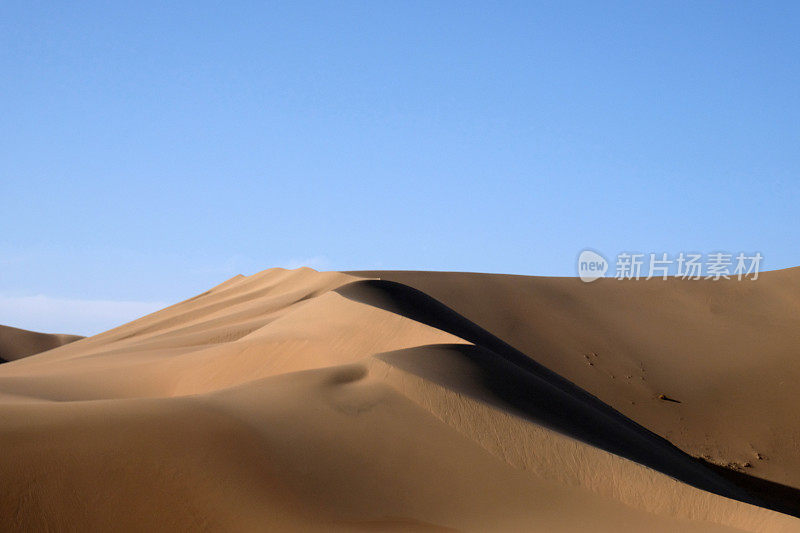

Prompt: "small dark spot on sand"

[658,393,681,403]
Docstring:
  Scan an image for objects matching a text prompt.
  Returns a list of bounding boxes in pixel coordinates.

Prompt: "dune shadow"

[336,278,800,518]
[699,459,800,518]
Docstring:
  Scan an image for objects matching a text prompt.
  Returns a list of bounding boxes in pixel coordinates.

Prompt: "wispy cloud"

[0,294,168,337]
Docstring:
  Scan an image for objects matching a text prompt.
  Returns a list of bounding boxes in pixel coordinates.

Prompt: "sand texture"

[1,267,798,531]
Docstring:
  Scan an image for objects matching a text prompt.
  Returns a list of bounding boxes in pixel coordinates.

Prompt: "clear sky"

[2,2,799,334]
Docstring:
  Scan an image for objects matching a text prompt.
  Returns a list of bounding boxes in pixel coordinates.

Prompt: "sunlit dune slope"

[349,269,800,494]
[0,267,797,532]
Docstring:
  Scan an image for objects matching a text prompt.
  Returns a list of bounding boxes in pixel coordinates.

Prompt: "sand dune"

[350,269,800,514]
[0,324,83,363]
[0,267,798,531]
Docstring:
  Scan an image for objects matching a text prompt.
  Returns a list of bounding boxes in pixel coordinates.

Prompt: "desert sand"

[0,324,83,363]
[0,267,798,531]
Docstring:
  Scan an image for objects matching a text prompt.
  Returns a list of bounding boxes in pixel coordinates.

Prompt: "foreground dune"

[0,324,83,363]
[351,269,800,512]
[0,268,797,531]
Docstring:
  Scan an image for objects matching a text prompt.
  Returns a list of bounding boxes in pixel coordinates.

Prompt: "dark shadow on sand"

[336,278,800,519]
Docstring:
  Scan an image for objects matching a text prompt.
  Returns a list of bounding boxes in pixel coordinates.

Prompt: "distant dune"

[0,268,797,531]
[0,324,83,363]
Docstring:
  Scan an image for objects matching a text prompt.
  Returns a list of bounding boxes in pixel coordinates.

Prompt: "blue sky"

[2,1,799,334]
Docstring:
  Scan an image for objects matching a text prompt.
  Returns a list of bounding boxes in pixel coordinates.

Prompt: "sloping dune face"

[0,268,797,532]
[350,270,800,512]
[0,324,84,363]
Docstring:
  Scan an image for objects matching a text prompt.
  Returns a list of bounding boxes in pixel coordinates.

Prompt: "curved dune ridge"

[0,324,84,363]
[0,268,798,532]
